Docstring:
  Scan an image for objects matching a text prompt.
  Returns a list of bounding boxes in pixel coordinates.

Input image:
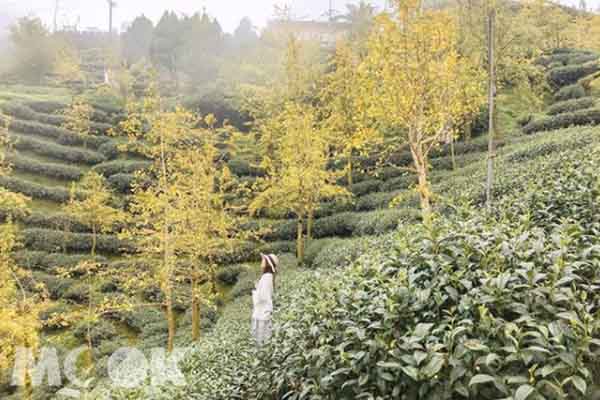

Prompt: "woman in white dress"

[252,253,279,345]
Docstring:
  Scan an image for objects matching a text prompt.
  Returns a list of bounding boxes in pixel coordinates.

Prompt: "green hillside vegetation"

[2,0,600,398]
[96,47,600,400]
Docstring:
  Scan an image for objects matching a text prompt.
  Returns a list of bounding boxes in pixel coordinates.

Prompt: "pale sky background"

[0,0,390,33]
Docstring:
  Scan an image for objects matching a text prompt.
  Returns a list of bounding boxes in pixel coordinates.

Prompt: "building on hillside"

[264,20,350,48]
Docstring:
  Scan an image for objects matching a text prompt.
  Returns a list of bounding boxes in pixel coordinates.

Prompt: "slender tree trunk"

[347,155,353,187]
[485,9,496,209]
[416,160,432,223]
[464,121,472,143]
[91,226,97,258]
[450,136,457,171]
[307,209,314,243]
[191,276,200,342]
[296,215,305,264]
[165,287,175,353]
[410,143,432,224]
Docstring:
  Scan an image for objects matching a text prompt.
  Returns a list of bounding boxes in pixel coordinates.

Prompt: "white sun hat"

[261,253,280,273]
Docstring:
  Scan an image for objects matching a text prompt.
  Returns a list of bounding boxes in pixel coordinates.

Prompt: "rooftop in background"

[264,20,351,47]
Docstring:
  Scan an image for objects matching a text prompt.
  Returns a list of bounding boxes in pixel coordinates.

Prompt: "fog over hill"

[2,0,388,33]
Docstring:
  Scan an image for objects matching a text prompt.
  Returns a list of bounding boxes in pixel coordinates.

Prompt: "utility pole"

[485,8,496,209]
[329,0,334,21]
[53,0,60,32]
[107,0,117,35]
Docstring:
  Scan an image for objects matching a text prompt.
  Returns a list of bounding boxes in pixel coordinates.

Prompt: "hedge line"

[108,173,136,194]
[22,228,132,254]
[24,100,120,125]
[547,61,599,87]
[227,159,265,177]
[3,103,114,134]
[93,160,151,177]
[9,118,110,149]
[261,208,420,242]
[10,133,106,165]
[547,97,596,116]
[7,154,84,181]
[523,108,600,134]
[0,176,70,202]
[0,208,90,232]
[14,250,107,272]
[554,83,586,101]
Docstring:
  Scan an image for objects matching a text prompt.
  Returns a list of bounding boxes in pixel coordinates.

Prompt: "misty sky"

[0,0,389,33]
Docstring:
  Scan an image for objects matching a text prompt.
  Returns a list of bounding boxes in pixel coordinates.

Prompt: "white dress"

[251,273,274,344]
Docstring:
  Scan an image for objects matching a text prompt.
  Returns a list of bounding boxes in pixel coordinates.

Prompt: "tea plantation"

[3,47,600,399]
[89,49,600,399]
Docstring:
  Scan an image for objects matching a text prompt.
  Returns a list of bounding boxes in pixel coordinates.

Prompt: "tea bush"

[522,107,600,134]
[9,118,109,149]
[350,179,382,196]
[547,61,599,87]
[547,97,596,115]
[73,320,118,345]
[108,173,136,194]
[14,251,106,272]
[227,158,265,177]
[93,160,150,177]
[237,147,600,399]
[7,154,84,181]
[0,176,71,202]
[554,83,586,101]
[22,228,130,254]
[11,133,106,164]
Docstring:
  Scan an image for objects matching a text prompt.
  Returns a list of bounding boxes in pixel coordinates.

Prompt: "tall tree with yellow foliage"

[251,102,349,263]
[0,112,45,399]
[172,117,247,341]
[62,171,126,362]
[119,81,202,352]
[321,41,381,187]
[361,0,484,220]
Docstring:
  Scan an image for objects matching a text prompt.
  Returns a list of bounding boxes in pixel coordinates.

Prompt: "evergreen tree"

[122,15,154,65]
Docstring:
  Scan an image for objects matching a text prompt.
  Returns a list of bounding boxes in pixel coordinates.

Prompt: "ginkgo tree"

[62,171,126,363]
[321,41,381,187]
[361,0,485,221]
[172,117,248,341]
[0,112,45,398]
[62,97,93,148]
[251,102,349,264]
[120,87,196,352]
[117,80,246,350]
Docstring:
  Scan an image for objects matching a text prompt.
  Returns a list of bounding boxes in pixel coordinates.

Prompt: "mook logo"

[12,346,189,398]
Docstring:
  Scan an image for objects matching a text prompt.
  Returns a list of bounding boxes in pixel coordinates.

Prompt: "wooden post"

[485,8,496,209]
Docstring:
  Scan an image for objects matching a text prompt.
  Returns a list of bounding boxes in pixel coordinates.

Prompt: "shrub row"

[24,99,121,125]
[10,133,106,164]
[262,208,419,242]
[547,97,596,115]
[539,51,597,67]
[108,173,136,194]
[227,158,265,177]
[0,176,70,202]
[30,271,75,301]
[92,160,151,177]
[9,118,110,149]
[548,61,599,87]
[522,107,600,134]
[14,251,107,272]
[554,83,586,101]
[0,208,90,232]
[22,228,132,254]
[7,153,84,181]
